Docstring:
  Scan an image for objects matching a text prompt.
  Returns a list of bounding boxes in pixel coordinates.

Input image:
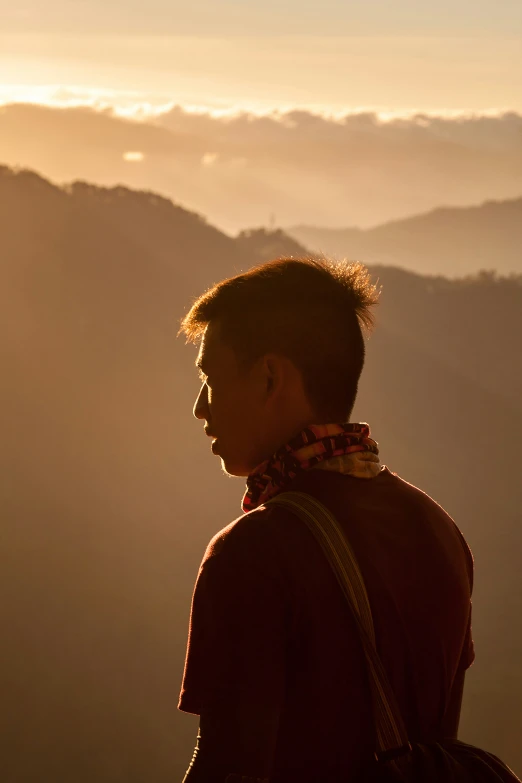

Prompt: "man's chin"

[210,439,254,477]
[212,446,250,477]
[219,458,250,478]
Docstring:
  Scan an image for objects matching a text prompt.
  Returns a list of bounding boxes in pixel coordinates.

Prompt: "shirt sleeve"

[178,510,290,717]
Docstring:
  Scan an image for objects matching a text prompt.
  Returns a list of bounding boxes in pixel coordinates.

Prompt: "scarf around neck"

[242,422,380,512]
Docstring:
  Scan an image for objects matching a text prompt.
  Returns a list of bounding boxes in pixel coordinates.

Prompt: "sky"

[2,0,522,114]
[1,0,521,231]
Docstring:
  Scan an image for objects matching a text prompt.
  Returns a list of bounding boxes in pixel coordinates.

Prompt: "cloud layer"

[1,102,521,231]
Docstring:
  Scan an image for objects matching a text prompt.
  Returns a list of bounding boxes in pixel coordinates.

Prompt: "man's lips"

[204,429,219,451]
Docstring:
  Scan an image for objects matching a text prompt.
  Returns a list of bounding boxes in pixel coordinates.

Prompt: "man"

[178,258,474,783]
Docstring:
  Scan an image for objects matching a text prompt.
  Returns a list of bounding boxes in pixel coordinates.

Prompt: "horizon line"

[1,87,521,122]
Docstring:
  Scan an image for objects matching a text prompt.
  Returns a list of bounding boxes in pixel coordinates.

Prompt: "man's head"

[179,257,379,477]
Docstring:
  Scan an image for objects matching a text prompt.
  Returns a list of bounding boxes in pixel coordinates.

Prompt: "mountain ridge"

[287,195,522,277]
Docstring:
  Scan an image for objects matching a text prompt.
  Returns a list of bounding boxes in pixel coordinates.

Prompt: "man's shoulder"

[364,469,474,573]
[291,465,452,515]
[380,467,456,515]
[382,470,471,542]
[291,466,472,551]
[202,502,294,562]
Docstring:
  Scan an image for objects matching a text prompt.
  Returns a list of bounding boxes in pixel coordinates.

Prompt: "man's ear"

[262,355,275,395]
[262,354,285,398]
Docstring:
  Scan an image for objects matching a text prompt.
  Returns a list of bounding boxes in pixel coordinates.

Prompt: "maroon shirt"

[179,468,474,781]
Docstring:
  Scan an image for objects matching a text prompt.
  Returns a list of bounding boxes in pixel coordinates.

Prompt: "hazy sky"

[2,0,521,230]
[2,0,522,113]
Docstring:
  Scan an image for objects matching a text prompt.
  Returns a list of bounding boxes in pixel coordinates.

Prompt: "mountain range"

[1,166,521,782]
[3,104,522,234]
[288,196,522,277]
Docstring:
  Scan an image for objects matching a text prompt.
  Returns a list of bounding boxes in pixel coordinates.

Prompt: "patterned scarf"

[242,422,380,512]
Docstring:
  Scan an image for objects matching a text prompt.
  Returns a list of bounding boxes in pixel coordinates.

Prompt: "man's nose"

[193,383,209,420]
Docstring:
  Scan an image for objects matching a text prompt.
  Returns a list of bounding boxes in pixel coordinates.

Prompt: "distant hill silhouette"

[236,226,310,262]
[288,197,522,277]
[1,166,521,782]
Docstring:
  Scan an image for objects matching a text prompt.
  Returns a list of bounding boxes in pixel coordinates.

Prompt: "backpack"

[266,491,521,783]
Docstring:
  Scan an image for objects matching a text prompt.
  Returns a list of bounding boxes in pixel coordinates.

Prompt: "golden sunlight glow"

[201,153,218,166]
[1,34,521,115]
[123,151,145,162]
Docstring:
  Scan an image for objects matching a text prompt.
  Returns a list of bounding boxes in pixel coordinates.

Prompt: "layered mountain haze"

[1,167,521,782]
[2,102,522,233]
[288,197,522,277]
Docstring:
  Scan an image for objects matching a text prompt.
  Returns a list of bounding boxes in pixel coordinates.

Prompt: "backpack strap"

[266,490,412,762]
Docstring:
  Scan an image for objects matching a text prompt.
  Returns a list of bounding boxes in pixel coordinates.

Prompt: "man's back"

[179,467,474,782]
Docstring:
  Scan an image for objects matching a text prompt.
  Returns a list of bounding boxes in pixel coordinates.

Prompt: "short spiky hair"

[180,257,379,420]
